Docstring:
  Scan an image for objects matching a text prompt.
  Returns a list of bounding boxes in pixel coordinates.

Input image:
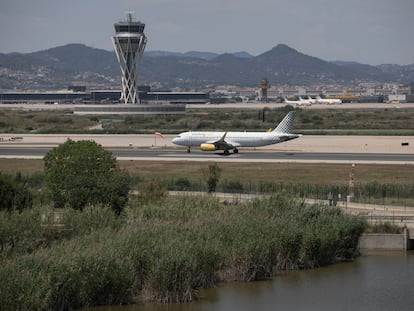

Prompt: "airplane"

[298,96,314,105]
[315,95,342,104]
[304,96,317,104]
[172,111,300,155]
[283,96,311,106]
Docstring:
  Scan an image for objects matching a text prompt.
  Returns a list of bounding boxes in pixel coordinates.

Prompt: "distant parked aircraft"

[315,95,342,104]
[283,97,311,106]
[304,96,317,104]
[172,111,300,155]
[298,96,314,105]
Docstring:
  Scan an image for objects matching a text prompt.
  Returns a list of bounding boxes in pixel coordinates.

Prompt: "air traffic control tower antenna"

[112,12,147,104]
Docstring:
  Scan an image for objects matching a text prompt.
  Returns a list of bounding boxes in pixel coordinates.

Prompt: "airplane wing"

[201,132,240,152]
[205,132,228,144]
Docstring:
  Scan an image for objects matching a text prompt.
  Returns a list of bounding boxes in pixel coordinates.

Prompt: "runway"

[0,146,412,164]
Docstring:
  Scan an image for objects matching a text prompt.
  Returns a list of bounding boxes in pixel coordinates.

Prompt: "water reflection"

[85,251,414,311]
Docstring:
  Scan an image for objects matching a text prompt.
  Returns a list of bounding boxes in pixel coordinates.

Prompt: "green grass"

[2,160,414,185]
[1,159,414,207]
[0,109,97,133]
[365,222,404,234]
[0,194,365,310]
[1,107,413,134]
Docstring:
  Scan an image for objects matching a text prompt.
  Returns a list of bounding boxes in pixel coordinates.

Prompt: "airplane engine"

[200,143,217,151]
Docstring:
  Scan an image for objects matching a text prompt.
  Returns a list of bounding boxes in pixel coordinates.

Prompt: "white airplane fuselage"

[284,97,311,106]
[172,131,299,148]
[316,96,342,104]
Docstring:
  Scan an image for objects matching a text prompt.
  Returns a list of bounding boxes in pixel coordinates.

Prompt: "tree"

[205,163,221,193]
[43,139,130,214]
[0,172,33,212]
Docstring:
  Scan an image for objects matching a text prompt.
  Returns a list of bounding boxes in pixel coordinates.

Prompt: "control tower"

[112,13,147,104]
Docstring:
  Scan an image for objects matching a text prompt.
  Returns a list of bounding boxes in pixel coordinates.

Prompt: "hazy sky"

[0,0,413,65]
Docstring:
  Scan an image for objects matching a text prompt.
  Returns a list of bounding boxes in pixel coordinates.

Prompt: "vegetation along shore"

[0,193,365,310]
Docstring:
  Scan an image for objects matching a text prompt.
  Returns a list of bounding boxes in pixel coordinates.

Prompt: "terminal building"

[73,90,208,115]
[0,87,208,112]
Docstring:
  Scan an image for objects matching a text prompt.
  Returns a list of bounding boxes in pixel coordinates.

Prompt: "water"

[86,251,414,311]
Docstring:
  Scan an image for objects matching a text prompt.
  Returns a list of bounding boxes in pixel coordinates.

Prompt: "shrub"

[0,172,33,212]
[366,222,403,234]
[205,163,221,193]
[138,181,168,203]
[43,139,131,214]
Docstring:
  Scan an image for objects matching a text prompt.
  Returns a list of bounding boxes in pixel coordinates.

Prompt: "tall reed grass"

[164,177,414,206]
[0,193,365,310]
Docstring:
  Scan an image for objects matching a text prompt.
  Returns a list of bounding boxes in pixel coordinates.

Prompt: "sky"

[0,0,413,65]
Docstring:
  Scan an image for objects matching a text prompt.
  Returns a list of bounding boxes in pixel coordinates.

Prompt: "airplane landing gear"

[187,147,191,153]
[222,148,237,155]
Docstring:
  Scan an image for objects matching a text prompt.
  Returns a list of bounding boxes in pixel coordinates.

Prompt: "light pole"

[348,163,356,202]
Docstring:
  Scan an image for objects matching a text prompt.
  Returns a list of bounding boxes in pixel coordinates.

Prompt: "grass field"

[1,106,414,134]
[1,158,413,185]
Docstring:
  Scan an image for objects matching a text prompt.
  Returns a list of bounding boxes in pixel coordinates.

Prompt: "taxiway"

[0,147,412,164]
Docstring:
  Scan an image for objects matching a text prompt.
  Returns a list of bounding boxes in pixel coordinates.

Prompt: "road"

[0,146,413,164]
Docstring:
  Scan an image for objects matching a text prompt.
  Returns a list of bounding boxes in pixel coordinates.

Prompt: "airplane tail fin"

[273,111,296,133]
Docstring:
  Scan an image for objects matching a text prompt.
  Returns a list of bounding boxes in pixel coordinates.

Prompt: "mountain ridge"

[0,43,413,90]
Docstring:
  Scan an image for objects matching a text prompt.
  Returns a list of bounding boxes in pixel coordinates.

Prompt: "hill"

[0,43,412,90]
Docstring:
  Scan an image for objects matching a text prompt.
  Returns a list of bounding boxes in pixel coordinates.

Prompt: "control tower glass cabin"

[112,13,147,104]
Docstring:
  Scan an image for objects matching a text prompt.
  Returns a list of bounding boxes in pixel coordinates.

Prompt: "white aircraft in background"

[315,95,342,104]
[298,96,314,105]
[283,96,311,106]
[304,96,317,104]
[172,111,300,155]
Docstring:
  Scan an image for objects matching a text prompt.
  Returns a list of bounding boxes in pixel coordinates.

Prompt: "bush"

[205,163,221,193]
[0,172,33,212]
[43,139,131,214]
[0,209,43,259]
[0,205,124,260]
[138,181,168,203]
[366,222,403,234]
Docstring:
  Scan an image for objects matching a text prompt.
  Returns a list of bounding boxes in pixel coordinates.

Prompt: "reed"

[0,193,365,310]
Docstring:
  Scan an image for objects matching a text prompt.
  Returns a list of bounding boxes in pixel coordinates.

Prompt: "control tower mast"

[112,12,147,104]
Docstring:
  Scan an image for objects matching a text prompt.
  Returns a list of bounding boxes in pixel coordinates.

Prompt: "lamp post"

[349,163,356,202]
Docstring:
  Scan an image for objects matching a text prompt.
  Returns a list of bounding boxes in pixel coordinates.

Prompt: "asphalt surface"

[0,146,413,164]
